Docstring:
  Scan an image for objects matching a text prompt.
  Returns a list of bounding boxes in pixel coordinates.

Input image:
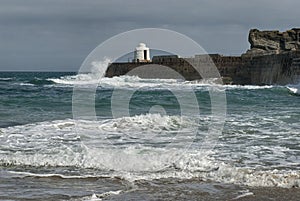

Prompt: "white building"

[133,43,150,62]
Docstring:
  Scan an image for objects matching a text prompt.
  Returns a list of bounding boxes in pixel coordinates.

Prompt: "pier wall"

[105,28,300,85]
[106,51,300,85]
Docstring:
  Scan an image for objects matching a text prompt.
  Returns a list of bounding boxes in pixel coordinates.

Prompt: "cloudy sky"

[0,0,300,71]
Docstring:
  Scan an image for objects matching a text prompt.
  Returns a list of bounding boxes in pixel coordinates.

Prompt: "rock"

[245,28,300,56]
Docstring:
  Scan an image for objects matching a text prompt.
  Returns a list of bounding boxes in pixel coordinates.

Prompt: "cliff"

[246,28,300,56]
[105,28,300,85]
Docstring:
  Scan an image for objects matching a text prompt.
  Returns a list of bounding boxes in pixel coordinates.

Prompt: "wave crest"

[0,115,299,188]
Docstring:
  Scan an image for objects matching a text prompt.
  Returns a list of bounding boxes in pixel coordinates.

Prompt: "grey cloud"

[0,0,300,71]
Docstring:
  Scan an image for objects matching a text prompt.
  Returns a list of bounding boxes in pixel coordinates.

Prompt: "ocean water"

[0,72,299,200]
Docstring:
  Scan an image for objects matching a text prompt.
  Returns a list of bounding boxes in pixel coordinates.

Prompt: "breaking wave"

[0,77,14,81]
[0,114,299,188]
[27,78,55,86]
[286,83,300,95]
[48,74,286,92]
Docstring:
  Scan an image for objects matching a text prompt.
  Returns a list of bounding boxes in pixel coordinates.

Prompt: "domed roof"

[138,43,146,47]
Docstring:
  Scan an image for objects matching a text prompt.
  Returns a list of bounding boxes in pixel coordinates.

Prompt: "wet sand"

[108,179,300,201]
[234,187,300,201]
[1,174,299,200]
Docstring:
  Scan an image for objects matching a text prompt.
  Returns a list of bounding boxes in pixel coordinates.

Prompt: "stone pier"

[105,28,300,85]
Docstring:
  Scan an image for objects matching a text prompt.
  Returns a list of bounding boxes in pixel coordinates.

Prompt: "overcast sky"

[1,0,300,71]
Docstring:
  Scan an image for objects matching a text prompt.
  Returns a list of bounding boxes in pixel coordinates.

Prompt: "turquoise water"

[0,72,299,200]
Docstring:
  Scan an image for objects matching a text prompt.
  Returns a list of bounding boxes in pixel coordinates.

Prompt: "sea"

[0,72,299,200]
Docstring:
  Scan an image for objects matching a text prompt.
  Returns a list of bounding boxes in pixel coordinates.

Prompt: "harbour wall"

[105,51,300,85]
[105,28,300,85]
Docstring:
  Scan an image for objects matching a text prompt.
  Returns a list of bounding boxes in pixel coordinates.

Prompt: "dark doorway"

[144,50,147,60]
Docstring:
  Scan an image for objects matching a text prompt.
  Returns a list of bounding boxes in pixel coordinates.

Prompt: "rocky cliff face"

[245,28,300,56]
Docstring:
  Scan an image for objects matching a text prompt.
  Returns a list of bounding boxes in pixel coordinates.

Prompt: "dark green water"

[0,72,299,200]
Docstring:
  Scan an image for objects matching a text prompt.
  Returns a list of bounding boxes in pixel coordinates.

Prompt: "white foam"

[5,152,300,188]
[203,163,300,188]
[49,75,184,89]
[97,113,195,134]
[89,193,102,201]
[0,116,299,188]
[232,190,254,200]
[0,115,198,170]
[287,83,300,95]
[0,77,13,81]
[48,74,280,92]
[19,83,35,86]
[287,87,299,94]
[6,171,99,179]
[96,190,122,198]
[79,190,122,201]
[223,84,274,90]
[48,74,100,85]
